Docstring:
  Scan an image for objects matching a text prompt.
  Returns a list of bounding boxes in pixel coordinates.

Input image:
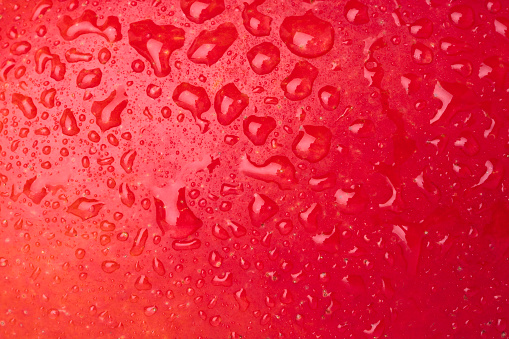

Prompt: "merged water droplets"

[172,82,211,133]
[240,155,297,189]
[128,20,185,77]
[34,46,66,81]
[58,10,122,42]
[153,183,203,239]
[12,93,37,119]
[91,87,128,131]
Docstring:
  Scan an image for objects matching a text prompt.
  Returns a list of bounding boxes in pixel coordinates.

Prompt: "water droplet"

[234,288,250,311]
[172,238,201,251]
[318,86,340,111]
[147,84,162,99]
[181,0,225,24]
[101,260,120,273]
[408,18,433,39]
[75,248,86,259]
[40,88,56,108]
[65,48,93,63]
[209,315,222,327]
[281,61,318,101]
[299,203,322,232]
[214,83,249,125]
[154,183,203,238]
[344,0,369,25]
[449,5,475,29]
[10,41,31,55]
[239,155,296,189]
[67,198,104,220]
[119,183,135,207]
[292,125,332,163]
[187,22,238,66]
[77,68,102,89]
[280,10,334,58]
[134,275,152,290]
[211,272,232,287]
[212,224,230,240]
[248,193,279,227]
[120,149,137,174]
[152,257,166,276]
[243,115,276,145]
[411,43,433,65]
[130,228,148,256]
[242,1,272,36]
[172,82,211,133]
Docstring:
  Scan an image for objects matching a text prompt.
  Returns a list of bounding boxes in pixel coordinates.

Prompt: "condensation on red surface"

[0,0,509,338]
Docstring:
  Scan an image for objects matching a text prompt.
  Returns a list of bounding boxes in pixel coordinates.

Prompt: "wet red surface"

[1,0,509,338]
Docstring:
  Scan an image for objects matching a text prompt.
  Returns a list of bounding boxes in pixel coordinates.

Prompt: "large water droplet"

[279,10,334,58]
[281,61,318,101]
[187,22,238,66]
[60,108,80,136]
[242,1,272,36]
[67,198,104,220]
[181,0,225,24]
[248,193,279,227]
[76,68,102,89]
[449,5,475,29]
[243,115,276,145]
[292,125,332,163]
[12,93,37,119]
[214,83,249,126]
[344,0,369,25]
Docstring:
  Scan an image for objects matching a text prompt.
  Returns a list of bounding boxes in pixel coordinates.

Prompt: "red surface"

[1,0,509,338]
